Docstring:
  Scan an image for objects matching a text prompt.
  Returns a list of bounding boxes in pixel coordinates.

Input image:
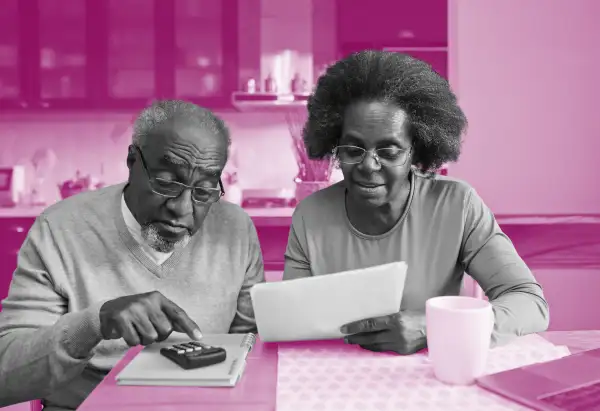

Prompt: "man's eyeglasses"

[135,146,225,204]
[333,145,411,167]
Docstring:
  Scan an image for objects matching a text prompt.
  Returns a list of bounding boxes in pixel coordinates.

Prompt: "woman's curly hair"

[304,50,467,172]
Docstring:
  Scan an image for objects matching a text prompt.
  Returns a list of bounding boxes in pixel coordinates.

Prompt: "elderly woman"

[283,50,549,354]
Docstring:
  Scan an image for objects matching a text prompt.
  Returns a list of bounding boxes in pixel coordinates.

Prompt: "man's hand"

[340,310,427,355]
[99,291,203,346]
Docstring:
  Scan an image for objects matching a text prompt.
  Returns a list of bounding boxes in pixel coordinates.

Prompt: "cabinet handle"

[398,30,415,39]
[13,226,25,233]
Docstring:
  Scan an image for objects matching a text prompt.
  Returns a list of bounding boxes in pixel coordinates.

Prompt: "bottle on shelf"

[245,78,257,93]
[264,73,277,93]
[291,73,304,94]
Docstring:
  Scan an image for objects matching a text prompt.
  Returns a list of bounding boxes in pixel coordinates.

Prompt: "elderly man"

[0,100,265,410]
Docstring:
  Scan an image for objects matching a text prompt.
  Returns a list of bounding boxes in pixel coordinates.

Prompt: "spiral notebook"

[115,333,256,387]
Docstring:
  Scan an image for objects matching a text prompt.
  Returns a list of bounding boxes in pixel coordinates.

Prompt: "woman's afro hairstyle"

[303,50,467,172]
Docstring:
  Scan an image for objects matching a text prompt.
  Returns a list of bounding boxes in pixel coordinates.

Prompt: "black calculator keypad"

[160,341,227,370]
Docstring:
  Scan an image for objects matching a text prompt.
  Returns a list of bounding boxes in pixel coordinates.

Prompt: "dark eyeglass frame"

[332,145,412,167]
[135,145,225,204]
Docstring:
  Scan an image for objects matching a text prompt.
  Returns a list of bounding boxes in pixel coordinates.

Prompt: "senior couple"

[0,51,549,410]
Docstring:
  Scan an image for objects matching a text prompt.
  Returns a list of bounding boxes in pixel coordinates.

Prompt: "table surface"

[77,330,600,411]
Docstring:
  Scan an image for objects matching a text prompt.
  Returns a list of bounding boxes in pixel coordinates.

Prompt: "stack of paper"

[276,334,570,411]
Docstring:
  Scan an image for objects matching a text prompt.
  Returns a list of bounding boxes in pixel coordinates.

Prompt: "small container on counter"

[291,73,308,94]
[245,78,257,93]
[264,74,277,93]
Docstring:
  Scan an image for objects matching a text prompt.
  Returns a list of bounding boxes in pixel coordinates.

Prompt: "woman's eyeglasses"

[333,145,411,167]
[135,146,225,204]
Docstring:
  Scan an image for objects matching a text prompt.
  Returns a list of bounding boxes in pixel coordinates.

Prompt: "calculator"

[159,341,227,370]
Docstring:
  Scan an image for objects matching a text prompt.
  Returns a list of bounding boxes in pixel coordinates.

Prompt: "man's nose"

[165,189,194,217]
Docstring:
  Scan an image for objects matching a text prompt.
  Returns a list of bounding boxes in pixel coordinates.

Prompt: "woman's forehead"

[342,101,410,145]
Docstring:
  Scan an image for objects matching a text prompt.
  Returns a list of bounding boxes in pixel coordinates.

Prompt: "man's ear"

[126,145,136,171]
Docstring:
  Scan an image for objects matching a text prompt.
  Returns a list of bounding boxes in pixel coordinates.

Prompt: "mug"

[426,296,494,385]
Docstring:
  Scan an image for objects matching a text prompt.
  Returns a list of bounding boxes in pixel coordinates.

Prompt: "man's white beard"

[141,223,190,253]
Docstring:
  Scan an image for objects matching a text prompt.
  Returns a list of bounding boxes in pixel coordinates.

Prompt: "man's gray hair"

[132,100,231,148]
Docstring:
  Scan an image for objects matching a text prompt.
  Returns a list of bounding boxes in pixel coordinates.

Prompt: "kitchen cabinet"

[0,217,33,308]
[0,0,240,112]
[336,0,448,49]
[336,0,449,80]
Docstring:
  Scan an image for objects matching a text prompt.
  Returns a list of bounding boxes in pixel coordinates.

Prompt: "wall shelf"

[231,92,309,112]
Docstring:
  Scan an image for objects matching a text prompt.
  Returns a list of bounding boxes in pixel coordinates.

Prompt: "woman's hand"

[340,310,427,355]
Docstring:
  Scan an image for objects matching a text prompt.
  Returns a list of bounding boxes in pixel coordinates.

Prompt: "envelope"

[250,261,408,342]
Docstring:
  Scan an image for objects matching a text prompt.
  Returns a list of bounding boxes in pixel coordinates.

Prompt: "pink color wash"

[0,0,599,409]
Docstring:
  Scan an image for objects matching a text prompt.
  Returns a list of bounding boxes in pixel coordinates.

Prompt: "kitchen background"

[0,0,599,333]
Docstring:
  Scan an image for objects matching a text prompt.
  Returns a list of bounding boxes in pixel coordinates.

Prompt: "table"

[77,331,600,411]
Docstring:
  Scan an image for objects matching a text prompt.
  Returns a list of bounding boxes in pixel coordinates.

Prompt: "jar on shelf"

[264,73,277,93]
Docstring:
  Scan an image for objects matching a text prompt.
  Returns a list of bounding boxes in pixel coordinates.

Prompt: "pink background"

[0,0,598,325]
[449,0,600,215]
[0,0,598,214]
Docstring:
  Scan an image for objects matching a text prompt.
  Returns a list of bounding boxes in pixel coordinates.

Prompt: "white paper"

[276,335,571,411]
[250,262,407,342]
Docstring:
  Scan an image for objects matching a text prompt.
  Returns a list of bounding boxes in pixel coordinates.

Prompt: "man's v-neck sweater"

[121,193,173,265]
[0,183,265,410]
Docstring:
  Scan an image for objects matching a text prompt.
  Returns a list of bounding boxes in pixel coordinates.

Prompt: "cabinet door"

[0,218,34,309]
[385,48,448,79]
[175,0,223,99]
[339,45,448,80]
[337,0,448,48]
[38,0,88,104]
[172,0,238,107]
[107,0,156,101]
[0,0,22,109]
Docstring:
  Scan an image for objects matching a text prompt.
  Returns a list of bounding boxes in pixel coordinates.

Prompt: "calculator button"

[173,344,193,353]
[189,341,210,349]
[168,347,185,354]
[182,343,202,351]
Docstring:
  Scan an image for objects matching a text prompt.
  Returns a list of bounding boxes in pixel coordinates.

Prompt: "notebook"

[115,333,256,387]
[250,261,407,342]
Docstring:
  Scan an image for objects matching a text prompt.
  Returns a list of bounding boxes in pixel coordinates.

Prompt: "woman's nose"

[359,151,381,171]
